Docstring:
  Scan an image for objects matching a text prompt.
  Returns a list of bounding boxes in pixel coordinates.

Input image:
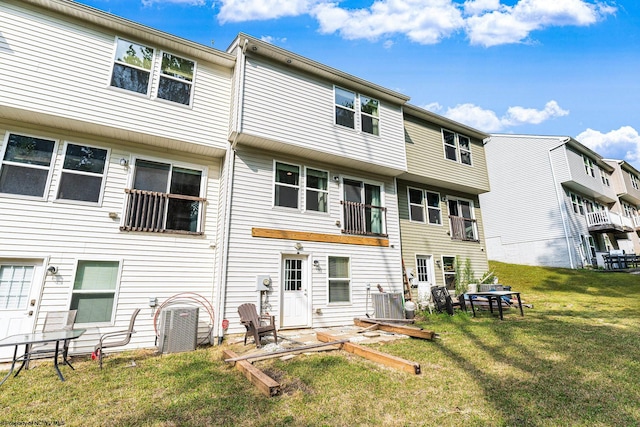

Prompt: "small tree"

[454,258,475,296]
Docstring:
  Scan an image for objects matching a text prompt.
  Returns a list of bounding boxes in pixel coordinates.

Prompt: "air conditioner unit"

[158,306,199,354]
[372,292,404,319]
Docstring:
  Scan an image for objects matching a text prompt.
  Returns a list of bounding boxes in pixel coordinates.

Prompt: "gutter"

[548,138,576,269]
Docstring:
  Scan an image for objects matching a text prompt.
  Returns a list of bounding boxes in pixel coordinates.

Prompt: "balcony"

[341,201,387,237]
[586,211,633,233]
[449,215,479,242]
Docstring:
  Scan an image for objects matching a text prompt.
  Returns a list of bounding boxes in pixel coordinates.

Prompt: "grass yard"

[1,262,639,426]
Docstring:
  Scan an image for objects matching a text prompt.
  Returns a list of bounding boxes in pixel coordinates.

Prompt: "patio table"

[0,328,86,386]
[465,291,524,320]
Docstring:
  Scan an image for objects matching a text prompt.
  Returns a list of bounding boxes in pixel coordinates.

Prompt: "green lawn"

[2,262,639,426]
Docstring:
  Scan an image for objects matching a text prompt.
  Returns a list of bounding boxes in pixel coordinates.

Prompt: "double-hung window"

[274,162,300,209]
[305,168,328,213]
[122,159,205,234]
[408,188,425,222]
[631,173,639,190]
[599,167,610,186]
[426,192,442,225]
[583,155,595,177]
[57,143,108,203]
[158,52,195,105]
[570,193,585,215]
[408,188,441,225]
[442,130,472,165]
[0,133,56,198]
[448,198,477,241]
[111,39,154,95]
[70,260,120,324]
[334,87,380,136]
[328,256,350,303]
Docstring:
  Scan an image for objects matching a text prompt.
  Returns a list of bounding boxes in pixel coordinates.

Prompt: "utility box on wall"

[158,306,199,354]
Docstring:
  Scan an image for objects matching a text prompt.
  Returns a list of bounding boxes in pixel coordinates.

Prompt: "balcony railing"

[586,211,633,232]
[121,189,204,234]
[341,200,387,237]
[449,215,478,242]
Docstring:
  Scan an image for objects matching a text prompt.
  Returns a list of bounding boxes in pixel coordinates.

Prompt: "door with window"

[415,255,434,305]
[448,198,477,241]
[0,261,44,360]
[342,179,385,236]
[281,256,309,328]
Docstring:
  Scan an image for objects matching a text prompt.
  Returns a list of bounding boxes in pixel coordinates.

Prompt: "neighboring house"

[219,35,410,334]
[603,160,640,254]
[0,0,234,359]
[480,134,628,269]
[397,105,490,304]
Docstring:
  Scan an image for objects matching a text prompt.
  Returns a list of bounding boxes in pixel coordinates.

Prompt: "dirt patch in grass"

[260,365,315,396]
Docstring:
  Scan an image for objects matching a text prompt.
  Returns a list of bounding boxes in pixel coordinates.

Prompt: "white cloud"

[261,35,287,44]
[312,0,464,44]
[576,126,640,165]
[463,0,501,15]
[423,102,443,113]
[383,39,395,49]
[441,100,568,132]
[465,0,617,47]
[216,0,320,23]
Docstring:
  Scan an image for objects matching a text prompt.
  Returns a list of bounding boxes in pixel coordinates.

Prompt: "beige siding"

[0,2,231,151]
[0,124,221,355]
[403,114,489,193]
[222,147,403,334]
[240,57,406,172]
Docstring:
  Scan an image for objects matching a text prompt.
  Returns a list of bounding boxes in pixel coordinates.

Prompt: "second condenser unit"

[158,306,199,354]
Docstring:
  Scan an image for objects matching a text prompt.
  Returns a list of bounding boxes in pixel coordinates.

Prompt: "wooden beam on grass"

[224,340,349,363]
[222,349,280,397]
[354,318,435,340]
[316,332,421,375]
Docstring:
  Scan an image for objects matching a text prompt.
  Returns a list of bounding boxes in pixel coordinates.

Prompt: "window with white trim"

[0,265,34,310]
[157,52,195,105]
[122,159,205,234]
[334,87,380,136]
[342,178,386,236]
[57,143,108,203]
[631,173,639,190]
[442,256,456,291]
[408,188,441,225]
[0,133,56,198]
[70,260,120,324]
[274,162,300,209]
[570,193,585,215]
[599,167,610,186]
[408,188,425,222]
[426,191,442,225]
[110,38,154,95]
[328,256,350,303]
[305,168,328,213]
[583,155,595,177]
[448,198,477,241]
[442,129,472,165]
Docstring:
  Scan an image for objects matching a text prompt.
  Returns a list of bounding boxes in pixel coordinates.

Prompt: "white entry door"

[281,255,309,328]
[0,261,45,360]
[415,255,434,306]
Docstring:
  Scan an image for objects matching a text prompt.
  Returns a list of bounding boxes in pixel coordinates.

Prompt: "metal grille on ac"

[158,307,199,354]
[372,292,404,319]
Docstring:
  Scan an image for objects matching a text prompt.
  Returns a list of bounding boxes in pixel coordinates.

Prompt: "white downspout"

[548,139,576,269]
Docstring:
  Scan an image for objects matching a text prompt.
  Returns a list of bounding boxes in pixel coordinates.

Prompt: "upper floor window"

[274,162,300,209]
[442,130,472,165]
[570,192,585,215]
[408,188,441,225]
[342,179,386,237]
[305,168,328,213]
[334,87,380,136]
[158,52,195,105]
[0,133,56,198]
[111,39,154,95]
[631,173,639,190]
[408,188,425,223]
[599,167,610,186]
[448,198,477,241]
[583,155,595,177]
[71,260,120,324]
[122,159,205,234]
[57,143,108,203]
[622,202,637,218]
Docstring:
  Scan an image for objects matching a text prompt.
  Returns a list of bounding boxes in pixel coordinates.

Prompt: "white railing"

[586,211,631,229]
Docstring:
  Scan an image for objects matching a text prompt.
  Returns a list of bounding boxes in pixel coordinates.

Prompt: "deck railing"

[121,189,204,234]
[586,211,633,229]
[449,215,478,242]
[341,201,387,237]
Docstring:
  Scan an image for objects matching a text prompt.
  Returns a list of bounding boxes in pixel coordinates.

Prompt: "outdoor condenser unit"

[372,292,404,319]
[158,306,199,354]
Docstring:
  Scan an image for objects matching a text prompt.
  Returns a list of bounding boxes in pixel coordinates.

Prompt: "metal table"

[0,328,86,386]
[466,291,524,320]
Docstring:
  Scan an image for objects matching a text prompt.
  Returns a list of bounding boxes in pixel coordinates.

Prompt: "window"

[122,159,205,233]
[448,198,477,241]
[442,129,472,165]
[622,202,637,219]
[335,87,355,129]
[360,96,379,136]
[70,261,119,323]
[442,256,456,291]
[583,155,595,177]
[274,162,300,209]
[631,173,639,190]
[415,255,431,283]
[570,193,585,215]
[305,168,328,212]
[0,265,34,310]
[426,192,442,225]
[408,188,425,223]
[334,87,380,135]
[342,179,386,236]
[599,168,610,186]
[110,39,154,95]
[57,143,108,203]
[328,256,350,303]
[0,133,56,198]
[158,52,195,105]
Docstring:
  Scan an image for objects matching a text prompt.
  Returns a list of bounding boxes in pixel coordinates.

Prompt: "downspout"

[548,138,576,269]
[213,38,248,344]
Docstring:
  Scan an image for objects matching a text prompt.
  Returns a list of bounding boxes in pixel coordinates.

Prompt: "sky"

[75,0,640,170]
